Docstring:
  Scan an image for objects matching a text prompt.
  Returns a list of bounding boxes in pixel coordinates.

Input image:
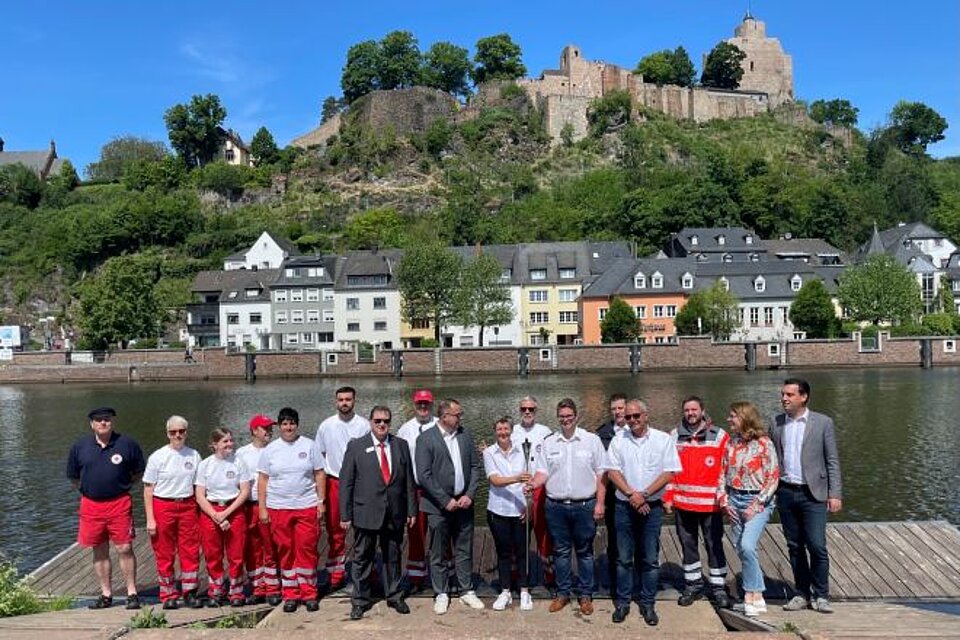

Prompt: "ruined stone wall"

[290,113,341,150]
[541,94,592,143]
[727,16,794,107]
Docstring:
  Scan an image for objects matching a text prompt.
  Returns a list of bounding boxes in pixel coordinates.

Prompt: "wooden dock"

[26,520,960,602]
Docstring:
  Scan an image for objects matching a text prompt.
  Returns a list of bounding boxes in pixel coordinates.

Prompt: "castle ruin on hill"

[291,14,794,149]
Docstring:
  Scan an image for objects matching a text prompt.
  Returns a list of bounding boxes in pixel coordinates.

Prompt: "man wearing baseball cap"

[66,407,146,610]
[396,389,437,590]
[236,414,281,605]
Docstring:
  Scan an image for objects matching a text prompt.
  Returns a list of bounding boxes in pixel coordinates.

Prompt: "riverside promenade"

[7,520,960,639]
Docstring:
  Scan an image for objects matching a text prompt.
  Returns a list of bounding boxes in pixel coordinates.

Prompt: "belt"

[780,481,806,489]
[548,496,595,505]
[155,496,192,502]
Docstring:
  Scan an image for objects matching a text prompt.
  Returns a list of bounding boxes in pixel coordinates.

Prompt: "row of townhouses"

[185,223,960,351]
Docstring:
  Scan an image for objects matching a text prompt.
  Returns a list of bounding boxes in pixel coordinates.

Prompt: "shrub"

[0,561,43,617]
[129,607,168,628]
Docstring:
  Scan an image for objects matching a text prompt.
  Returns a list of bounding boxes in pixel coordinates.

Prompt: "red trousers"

[531,486,555,583]
[151,497,201,602]
[270,507,319,601]
[200,504,246,600]
[323,477,346,584]
[405,489,428,583]
[243,502,279,597]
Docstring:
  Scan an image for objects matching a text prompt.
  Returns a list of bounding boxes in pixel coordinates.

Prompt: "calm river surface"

[2,367,958,573]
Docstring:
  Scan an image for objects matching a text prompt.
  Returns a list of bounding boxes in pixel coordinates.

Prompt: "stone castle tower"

[726,13,794,107]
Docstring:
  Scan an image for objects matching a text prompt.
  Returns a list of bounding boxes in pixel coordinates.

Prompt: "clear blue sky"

[2,1,957,175]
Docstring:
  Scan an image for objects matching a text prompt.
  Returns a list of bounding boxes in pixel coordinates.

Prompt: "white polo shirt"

[313,414,371,477]
[535,427,605,501]
[603,426,682,501]
[258,435,323,510]
[143,445,201,499]
[196,453,250,502]
[512,422,553,467]
[397,416,437,484]
[483,442,527,518]
[235,442,267,501]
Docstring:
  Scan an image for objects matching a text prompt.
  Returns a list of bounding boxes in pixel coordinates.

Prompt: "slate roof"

[582,257,698,298]
[0,142,63,179]
[765,238,845,265]
[856,222,949,270]
[665,226,765,260]
[272,254,338,287]
[335,249,402,289]
[191,269,279,303]
[694,261,833,300]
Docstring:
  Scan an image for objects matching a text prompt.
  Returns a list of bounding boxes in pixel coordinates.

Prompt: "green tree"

[342,207,407,249]
[600,296,639,343]
[421,41,473,99]
[809,99,859,127]
[321,96,345,123]
[921,312,956,336]
[76,255,160,349]
[121,156,187,192]
[789,279,840,338]
[85,135,168,181]
[397,240,464,342]
[675,281,739,340]
[473,34,526,84]
[0,164,43,209]
[635,46,695,87]
[837,254,922,325]
[379,30,421,90]
[163,94,227,168]
[587,89,632,137]
[192,161,250,198]
[889,100,948,155]
[700,42,746,89]
[341,40,381,103]
[249,127,280,166]
[453,251,513,346]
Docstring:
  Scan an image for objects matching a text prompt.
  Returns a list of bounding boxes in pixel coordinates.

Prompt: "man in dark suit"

[415,398,485,614]
[770,378,843,614]
[596,392,628,599]
[340,405,417,620]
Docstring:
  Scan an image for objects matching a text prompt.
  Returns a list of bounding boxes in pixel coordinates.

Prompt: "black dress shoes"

[388,599,410,614]
[612,605,630,623]
[266,595,282,606]
[642,603,659,626]
[304,599,319,612]
[350,604,366,620]
[283,599,299,613]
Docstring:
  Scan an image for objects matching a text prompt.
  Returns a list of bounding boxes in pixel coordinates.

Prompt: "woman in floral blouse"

[718,401,779,617]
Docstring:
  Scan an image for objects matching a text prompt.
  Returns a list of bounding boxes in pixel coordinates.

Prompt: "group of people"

[66,378,842,625]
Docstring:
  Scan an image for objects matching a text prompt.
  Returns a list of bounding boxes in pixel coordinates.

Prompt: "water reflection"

[1,368,958,574]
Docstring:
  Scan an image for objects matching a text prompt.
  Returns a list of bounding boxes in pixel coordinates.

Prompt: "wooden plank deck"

[26,521,960,603]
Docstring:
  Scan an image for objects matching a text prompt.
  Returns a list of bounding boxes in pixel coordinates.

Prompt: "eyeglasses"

[167,429,186,436]
[443,412,464,419]
[372,418,391,425]
[557,413,576,421]
[520,407,537,412]
[626,413,646,420]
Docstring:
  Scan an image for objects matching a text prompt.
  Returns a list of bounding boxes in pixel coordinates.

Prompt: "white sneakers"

[434,593,449,615]
[520,590,533,611]
[743,599,767,617]
[492,590,512,611]
[460,591,485,609]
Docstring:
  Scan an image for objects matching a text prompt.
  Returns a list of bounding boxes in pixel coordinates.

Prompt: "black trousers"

[487,510,527,590]
[675,508,727,591]
[350,522,403,608]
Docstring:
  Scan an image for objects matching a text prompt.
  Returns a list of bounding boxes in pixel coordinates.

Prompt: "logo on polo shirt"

[110,453,123,465]
[226,470,236,479]
[705,456,716,468]
[184,461,194,470]
[299,452,307,459]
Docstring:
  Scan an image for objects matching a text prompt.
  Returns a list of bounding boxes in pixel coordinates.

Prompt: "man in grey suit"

[340,405,417,620]
[770,378,843,614]
[415,398,486,614]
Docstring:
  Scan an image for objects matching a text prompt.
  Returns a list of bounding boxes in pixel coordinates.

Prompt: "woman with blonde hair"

[718,401,779,617]
[195,428,251,607]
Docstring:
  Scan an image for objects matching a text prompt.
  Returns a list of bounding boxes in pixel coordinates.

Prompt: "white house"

[223,231,298,271]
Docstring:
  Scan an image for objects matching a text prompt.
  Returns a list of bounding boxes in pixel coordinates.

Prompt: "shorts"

[78,493,135,547]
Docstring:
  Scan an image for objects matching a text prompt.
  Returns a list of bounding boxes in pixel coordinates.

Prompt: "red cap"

[248,414,276,433]
[412,389,434,404]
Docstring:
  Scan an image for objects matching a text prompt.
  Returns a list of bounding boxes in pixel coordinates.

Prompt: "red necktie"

[378,443,390,484]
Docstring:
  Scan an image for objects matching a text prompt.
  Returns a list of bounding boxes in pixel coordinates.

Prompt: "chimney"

[49,139,57,157]
[0,137,4,152]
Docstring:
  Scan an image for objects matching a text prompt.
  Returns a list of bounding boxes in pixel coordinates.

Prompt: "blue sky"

[2,1,957,175]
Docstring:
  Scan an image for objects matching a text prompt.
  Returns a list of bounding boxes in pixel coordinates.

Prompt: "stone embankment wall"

[2,335,959,383]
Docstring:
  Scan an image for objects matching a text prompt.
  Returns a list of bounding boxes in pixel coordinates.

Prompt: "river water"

[1,367,958,574]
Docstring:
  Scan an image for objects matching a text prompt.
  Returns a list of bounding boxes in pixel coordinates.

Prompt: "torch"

[522,438,532,584]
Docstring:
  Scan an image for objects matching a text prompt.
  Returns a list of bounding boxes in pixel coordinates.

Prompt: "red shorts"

[78,494,135,547]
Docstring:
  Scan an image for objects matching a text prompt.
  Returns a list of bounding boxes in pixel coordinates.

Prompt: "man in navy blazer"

[415,398,485,614]
[340,405,417,620]
[770,378,843,614]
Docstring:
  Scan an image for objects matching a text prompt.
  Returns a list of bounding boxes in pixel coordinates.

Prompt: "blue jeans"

[728,491,773,593]
[545,498,596,599]
[777,484,829,599]
[614,499,663,606]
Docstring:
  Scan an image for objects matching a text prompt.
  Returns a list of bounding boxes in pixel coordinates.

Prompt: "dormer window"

[791,275,803,292]
[745,234,753,245]
[697,254,708,263]
[717,235,726,246]
[634,272,646,289]
[690,235,699,246]
[530,269,547,281]
[754,276,766,293]
[652,271,663,289]
[682,272,694,289]
[750,253,760,262]
[722,253,732,263]
[719,277,730,291]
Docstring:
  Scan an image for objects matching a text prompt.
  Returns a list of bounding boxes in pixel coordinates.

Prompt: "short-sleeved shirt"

[603,427,682,501]
[66,432,145,500]
[259,435,324,510]
[196,453,250,502]
[511,422,553,468]
[143,445,201,499]
[397,416,437,484]
[313,414,371,477]
[535,427,606,501]
[236,442,267,501]
[483,443,527,517]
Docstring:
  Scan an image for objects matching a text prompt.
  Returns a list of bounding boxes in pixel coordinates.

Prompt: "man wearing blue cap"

[66,407,146,610]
